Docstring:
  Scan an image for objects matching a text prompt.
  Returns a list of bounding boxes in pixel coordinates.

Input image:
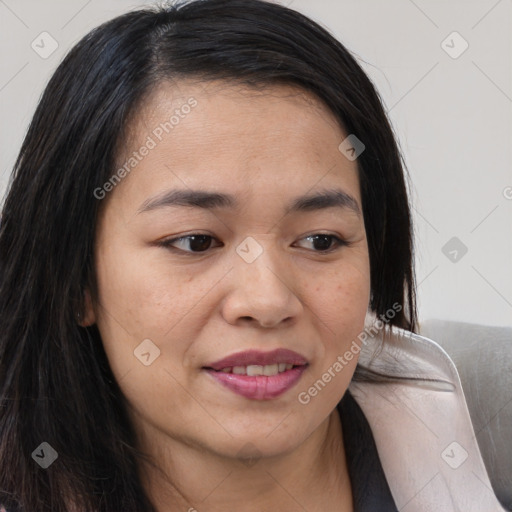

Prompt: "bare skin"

[82,80,370,511]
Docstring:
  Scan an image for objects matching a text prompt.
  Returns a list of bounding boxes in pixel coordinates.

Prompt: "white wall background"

[1,0,511,327]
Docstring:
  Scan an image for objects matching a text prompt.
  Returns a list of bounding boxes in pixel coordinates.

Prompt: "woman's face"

[87,80,371,461]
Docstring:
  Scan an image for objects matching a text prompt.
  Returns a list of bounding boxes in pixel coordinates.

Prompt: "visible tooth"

[246,365,263,376]
[263,364,279,376]
[220,367,232,373]
[233,366,246,375]
[285,363,293,370]
[278,363,287,372]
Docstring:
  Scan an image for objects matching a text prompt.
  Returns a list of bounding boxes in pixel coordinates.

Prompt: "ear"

[77,288,96,327]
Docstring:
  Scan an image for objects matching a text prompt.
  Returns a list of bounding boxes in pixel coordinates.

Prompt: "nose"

[221,241,304,328]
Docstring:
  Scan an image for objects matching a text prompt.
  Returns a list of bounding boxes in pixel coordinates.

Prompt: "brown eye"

[159,234,219,253]
[295,234,346,252]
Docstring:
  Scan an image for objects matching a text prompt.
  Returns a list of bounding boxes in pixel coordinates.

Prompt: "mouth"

[210,362,298,376]
[203,349,309,400]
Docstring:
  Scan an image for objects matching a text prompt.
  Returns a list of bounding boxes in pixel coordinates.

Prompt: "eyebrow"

[137,188,361,216]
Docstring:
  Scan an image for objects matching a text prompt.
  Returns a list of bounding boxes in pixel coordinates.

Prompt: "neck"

[136,408,353,512]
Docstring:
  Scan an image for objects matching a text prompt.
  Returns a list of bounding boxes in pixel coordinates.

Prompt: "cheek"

[94,243,201,337]
[93,242,227,389]
[292,262,370,436]
[304,258,370,400]
[311,259,371,337]
[308,263,369,362]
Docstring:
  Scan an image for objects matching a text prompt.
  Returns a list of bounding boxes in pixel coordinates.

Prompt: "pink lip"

[205,349,308,370]
[203,349,308,400]
[205,366,307,400]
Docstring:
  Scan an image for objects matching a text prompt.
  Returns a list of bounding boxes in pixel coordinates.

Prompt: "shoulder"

[348,324,507,511]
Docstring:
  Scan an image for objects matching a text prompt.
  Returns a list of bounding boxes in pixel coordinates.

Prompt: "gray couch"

[419,319,512,511]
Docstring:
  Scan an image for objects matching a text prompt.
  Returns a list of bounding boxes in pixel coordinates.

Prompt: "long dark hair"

[0,0,416,509]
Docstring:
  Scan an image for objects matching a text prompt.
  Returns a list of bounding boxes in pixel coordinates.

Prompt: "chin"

[205,418,316,463]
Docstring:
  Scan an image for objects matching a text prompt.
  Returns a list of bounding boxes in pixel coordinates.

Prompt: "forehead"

[138,78,342,127]
[111,79,361,211]
[125,78,346,158]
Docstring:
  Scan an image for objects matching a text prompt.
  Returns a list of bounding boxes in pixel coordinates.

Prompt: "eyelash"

[157,233,348,254]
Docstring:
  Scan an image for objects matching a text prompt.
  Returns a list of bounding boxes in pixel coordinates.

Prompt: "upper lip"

[204,349,308,371]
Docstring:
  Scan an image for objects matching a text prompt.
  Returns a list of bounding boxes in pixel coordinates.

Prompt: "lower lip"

[204,366,308,400]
